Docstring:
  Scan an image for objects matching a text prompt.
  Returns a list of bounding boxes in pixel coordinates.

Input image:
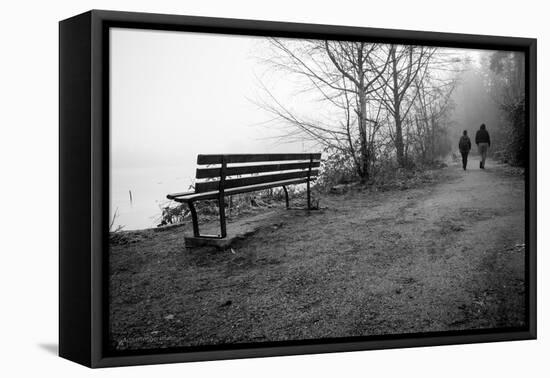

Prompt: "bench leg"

[188,200,200,237]
[307,180,311,210]
[282,185,290,209]
[282,182,317,211]
[187,200,227,239]
[218,196,227,239]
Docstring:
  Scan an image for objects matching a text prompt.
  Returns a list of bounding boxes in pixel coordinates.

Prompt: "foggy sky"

[109,28,512,229]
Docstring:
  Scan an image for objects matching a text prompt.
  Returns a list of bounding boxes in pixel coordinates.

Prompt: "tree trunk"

[430,115,436,163]
[391,47,405,167]
[357,45,369,183]
[358,91,369,183]
[394,116,404,166]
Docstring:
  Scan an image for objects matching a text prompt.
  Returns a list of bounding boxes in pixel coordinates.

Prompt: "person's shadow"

[38,343,58,355]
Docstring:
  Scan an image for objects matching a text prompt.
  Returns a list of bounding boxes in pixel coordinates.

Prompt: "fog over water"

[110,29,311,230]
[110,28,503,230]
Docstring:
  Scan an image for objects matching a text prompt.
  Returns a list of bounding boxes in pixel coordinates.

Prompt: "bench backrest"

[194,153,321,193]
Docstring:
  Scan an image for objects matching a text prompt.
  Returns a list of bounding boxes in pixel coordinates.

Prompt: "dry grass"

[109,162,526,351]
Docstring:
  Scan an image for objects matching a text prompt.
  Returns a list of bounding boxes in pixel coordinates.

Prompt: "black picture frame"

[59,9,537,368]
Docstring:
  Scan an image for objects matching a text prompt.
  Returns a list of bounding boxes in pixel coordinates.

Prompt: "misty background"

[110,28,524,230]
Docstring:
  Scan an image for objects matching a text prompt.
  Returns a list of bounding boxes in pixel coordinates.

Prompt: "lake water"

[110,164,195,231]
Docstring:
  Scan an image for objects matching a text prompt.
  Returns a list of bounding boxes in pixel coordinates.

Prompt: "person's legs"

[478,143,488,169]
[482,143,488,168]
[478,145,482,168]
[461,152,468,170]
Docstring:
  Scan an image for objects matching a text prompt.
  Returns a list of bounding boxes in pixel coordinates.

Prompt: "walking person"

[458,130,472,170]
[475,123,491,169]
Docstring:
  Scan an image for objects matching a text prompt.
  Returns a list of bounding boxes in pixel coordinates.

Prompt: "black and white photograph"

[107,27,529,352]
[3,0,548,375]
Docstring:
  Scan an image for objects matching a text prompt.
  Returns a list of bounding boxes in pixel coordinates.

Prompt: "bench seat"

[167,177,310,202]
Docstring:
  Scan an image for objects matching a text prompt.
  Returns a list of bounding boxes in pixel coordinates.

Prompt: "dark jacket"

[458,136,471,153]
[475,129,491,146]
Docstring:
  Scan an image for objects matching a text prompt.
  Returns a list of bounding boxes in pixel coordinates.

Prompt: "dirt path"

[329,158,526,334]
[109,159,526,350]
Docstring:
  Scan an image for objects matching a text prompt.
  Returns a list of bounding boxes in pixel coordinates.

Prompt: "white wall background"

[0,0,546,376]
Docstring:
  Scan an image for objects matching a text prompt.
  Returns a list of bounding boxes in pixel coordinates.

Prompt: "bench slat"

[196,161,321,179]
[168,177,313,202]
[197,153,321,165]
[195,169,319,193]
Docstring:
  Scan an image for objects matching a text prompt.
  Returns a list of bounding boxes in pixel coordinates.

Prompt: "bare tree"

[484,51,526,165]
[256,39,390,182]
[411,72,457,163]
[373,45,436,167]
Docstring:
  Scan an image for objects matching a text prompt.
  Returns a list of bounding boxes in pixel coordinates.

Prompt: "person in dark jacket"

[458,130,472,170]
[475,123,491,169]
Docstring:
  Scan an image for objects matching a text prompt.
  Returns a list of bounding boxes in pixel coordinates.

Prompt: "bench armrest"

[166,191,195,200]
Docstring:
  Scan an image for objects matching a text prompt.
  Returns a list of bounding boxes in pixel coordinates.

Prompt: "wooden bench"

[167,153,322,239]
